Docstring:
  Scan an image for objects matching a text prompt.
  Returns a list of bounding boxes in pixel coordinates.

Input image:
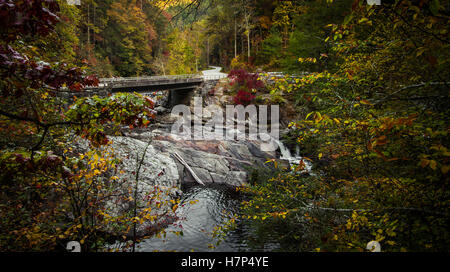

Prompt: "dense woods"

[0,0,449,252]
[0,0,158,251]
[229,0,450,252]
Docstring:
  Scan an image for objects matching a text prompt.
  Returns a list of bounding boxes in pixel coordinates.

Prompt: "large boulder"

[102,136,181,237]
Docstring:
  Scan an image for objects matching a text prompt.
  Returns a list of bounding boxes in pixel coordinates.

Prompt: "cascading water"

[274,139,312,172]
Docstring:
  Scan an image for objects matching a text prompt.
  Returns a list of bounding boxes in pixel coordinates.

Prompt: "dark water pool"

[136,183,254,252]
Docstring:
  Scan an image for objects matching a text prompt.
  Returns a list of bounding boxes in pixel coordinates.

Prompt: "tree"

[237,0,449,252]
[106,0,154,76]
[0,0,157,251]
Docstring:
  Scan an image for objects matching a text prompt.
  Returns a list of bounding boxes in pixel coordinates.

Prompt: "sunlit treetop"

[151,0,196,9]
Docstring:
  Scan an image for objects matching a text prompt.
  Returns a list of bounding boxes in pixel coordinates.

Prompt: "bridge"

[97,74,225,92]
[83,72,227,106]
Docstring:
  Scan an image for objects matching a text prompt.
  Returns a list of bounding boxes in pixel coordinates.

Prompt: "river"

[135,183,250,252]
[135,140,303,252]
[131,67,304,252]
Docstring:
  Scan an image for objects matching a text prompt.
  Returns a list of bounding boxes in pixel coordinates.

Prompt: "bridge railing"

[99,74,202,84]
[99,73,230,84]
[201,74,228,80]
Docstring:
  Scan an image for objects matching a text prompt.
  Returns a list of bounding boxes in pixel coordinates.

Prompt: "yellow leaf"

[420,159,429,168]
[429,160,437,170]
[315,112,322,121]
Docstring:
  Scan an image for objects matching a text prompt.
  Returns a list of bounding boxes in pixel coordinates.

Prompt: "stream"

[136,183,249,252]
[135,140,303,252]
[125,67,306,252]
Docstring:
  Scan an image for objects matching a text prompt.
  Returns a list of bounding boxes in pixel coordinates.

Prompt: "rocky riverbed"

[90,76,293,242]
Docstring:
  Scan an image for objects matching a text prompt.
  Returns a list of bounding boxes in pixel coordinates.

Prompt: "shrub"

[230,55,253,71]
[228,69,264,105]
[233,89,255,105]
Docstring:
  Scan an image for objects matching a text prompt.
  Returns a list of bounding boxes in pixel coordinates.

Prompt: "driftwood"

[173,152,205,186]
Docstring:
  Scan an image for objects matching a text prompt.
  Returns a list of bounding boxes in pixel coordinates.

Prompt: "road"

[201,66,227,80]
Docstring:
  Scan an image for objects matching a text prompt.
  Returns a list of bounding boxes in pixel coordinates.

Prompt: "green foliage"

[239,0,450,252]
[255,32,283,68]
[0,0,160,251]
[66,93,155,146]
[103,0,154,76]
[200,0,352,72]
[67,0,172,77]
[165,28,197,75]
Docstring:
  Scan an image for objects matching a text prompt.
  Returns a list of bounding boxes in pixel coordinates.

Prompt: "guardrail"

[99,74,202,83]
[97,71,311,88]
[202,74,228,80]
[98,73,229,85]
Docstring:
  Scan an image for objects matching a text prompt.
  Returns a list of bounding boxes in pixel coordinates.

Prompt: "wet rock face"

[126,130,277,187]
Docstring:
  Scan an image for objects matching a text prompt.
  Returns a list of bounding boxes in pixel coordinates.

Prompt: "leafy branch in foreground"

[238,0,449,252]
[0,0,158,251]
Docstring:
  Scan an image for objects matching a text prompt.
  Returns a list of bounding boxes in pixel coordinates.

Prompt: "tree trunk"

[241,34,244,58]
[247,28,250,61]
[234,16,237,58]
[161,60,166,76]
[206,38,209,66]
[93,5,95,51]
[87,4,90,57]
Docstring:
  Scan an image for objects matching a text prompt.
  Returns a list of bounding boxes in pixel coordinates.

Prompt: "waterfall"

[275,139,312,173]
[278,139,293,160]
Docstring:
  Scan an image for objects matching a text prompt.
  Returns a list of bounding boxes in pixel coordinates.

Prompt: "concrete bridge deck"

[90,73,227,93]
[74,68,228,106]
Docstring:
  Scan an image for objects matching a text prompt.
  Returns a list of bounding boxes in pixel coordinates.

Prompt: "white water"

[275,140,312,173]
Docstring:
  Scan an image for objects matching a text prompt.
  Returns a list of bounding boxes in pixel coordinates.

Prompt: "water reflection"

[136,183,249,252]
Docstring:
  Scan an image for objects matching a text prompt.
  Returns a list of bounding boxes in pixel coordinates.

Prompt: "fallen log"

[173,152,205,186]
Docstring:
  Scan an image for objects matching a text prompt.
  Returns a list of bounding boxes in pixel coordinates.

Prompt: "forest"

[0,0,449,252]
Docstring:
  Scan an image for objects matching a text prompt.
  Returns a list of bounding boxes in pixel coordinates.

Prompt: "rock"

[155,106,167,114]
[82,77,289,237]
[110,136,179,188]
[190,167,213,183]
[219,95,231,104]
[102,136,181,237]
[228,171,248,186]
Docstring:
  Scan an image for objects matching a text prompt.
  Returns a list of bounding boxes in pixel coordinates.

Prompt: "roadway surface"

[201,66,227,80]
